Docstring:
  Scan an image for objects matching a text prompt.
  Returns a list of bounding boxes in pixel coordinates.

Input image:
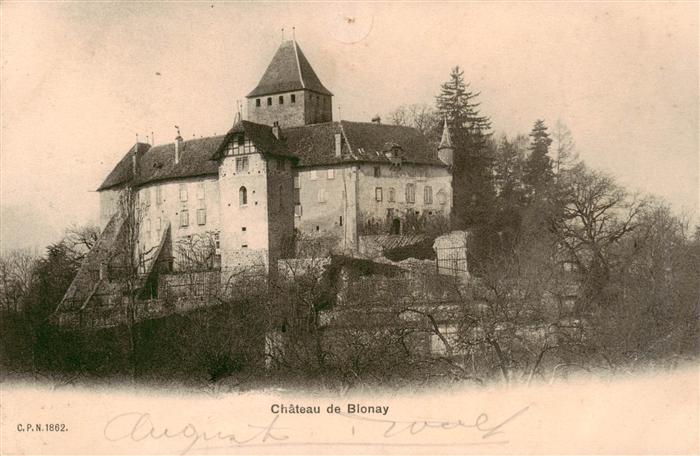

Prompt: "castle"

[60,39,454,320]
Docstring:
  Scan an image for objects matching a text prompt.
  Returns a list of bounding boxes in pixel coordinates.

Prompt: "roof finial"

[281,27,285,42]
[292,26,296,41]
[174,125,181,138]
[135,133,139,144]
[151,131,154,145]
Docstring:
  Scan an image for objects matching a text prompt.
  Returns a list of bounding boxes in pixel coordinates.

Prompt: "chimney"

[131,143,139,175]
[371,115,381,124]
[334,133,342,157]
[174,126,183,164]
[272,121,281,139]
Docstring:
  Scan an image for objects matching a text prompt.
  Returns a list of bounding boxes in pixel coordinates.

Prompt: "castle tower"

[246,40,333,127]
[438,118,454,167]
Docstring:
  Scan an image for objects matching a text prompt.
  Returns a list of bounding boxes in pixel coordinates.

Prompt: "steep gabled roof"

[97,142,151,191]
[98,120,445,191]
[247,40,332,98]
[284,121,445,167]
[97,137,222,191]
[212,120,298,161]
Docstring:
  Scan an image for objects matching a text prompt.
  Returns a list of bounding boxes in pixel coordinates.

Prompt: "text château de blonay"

[270,403,389,416]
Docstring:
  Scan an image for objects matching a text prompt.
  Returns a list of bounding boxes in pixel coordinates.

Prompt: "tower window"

[256,98,261,107]
[406,183,416,203]
[278,95,284,104]
[197,208,206,225]
[180,210,189,227]
[179,183,188,202]
[239,186,248,206]
[235,157,249,173]
[267,97,272,106]
[291,94,296,103]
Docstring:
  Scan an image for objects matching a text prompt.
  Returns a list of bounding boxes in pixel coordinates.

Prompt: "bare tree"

[551,120,578,174]
[554,163,648,307]
[63,223,100,263]
[386,103,438,136]
[0,249,39,312]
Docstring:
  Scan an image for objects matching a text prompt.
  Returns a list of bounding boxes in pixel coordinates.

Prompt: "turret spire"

[439,117,453,150]
[438,118,454,167]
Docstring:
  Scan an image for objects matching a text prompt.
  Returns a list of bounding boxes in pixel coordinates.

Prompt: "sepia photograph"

[1,1,698,454]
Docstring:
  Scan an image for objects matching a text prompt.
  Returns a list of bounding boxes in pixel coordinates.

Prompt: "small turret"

[438,118,454,167]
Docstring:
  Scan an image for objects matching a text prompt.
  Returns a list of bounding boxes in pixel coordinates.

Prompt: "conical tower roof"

[247,40,333,98]
[439,118,453,149]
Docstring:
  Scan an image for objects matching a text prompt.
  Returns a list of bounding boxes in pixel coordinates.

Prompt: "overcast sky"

[1,2,697,251]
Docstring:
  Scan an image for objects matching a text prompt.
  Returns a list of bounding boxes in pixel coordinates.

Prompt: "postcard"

[1,2,698,454]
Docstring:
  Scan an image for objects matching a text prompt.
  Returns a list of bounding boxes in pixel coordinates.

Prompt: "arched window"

[239,186,247,206]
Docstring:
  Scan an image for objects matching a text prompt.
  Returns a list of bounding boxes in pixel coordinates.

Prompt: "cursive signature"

[103,405,531,454]
[104,412,288,455]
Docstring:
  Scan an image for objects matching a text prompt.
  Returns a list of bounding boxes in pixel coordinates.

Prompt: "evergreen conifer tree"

[523,119,554,194]
[436,66,493,229]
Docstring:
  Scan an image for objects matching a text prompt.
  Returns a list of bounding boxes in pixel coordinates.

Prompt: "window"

[388,187,396,202]
[437,189,447,205]
[424,186,433,204]
[267,97,272,106]
[237,135,245,147]
[406,183,416,203]
[327,169,335,179]
[276,159,285,171]
[278,95,284,105]
[236,157,249,173]
[239,186,247,206]
[180,210,189,227]
[197,208,206,225]
[256,98,261,107]
[291,94,296,103]
[197,182,205,201]
[375,187,383,202]
[309,170,318,180]
[294,204,302,217]
[156,186,162,205]
[294,175,300,189]
[373,166,381,177]
[179,184,188,202]
[214,232,220,250]
[317,188,326,203]
[242,227,246,232]
[242,244,248,249]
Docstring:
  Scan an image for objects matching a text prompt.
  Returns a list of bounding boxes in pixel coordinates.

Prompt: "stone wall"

[136,176,220,271]
[265,156,296,268]
[246,90,332,128]
[218,152,270,276]
[294,164,359,254]
[356,162,452,235]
